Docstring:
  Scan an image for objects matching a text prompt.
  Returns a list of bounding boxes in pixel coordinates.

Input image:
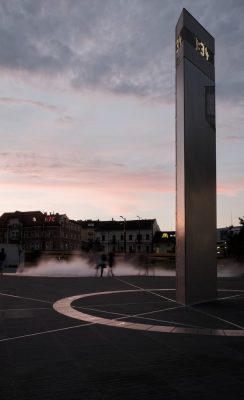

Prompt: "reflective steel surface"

[176,9,216,304]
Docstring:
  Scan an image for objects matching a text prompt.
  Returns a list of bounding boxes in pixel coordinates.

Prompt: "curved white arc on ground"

[53,289,244,336]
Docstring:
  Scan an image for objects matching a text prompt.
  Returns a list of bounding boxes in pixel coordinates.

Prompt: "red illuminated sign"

[45,216,56,223]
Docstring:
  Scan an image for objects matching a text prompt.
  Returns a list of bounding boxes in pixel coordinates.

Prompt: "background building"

[216,226,241,243]
[94,219,160,253]
[77,219,101,251]
[0,211,82,253]
[153,231,176,256]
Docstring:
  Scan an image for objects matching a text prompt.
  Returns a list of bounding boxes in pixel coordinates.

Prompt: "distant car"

[217,241,228,257]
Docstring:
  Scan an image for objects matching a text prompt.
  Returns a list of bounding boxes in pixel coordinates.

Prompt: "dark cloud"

[0,0,243,102]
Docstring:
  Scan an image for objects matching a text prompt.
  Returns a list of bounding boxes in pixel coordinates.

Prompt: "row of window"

[60,222,81,232]
[100,233,151,242]
[9,231,20,239]
[24,241,80,250]
[15,231,81,240]
[110,245,151,253]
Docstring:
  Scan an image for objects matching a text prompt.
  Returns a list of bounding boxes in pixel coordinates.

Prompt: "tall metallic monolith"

[176,9,216,305]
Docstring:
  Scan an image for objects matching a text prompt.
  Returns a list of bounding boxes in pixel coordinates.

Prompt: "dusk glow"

[0,0,243,229]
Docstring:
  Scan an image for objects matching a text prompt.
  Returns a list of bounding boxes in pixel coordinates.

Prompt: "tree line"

[228,217,244,259]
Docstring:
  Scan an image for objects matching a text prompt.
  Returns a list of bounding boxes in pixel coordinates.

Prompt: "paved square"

[1,274,244,399]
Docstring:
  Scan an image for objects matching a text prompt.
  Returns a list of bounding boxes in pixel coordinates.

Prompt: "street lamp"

[137,216,141,252]
[120,216,126,253]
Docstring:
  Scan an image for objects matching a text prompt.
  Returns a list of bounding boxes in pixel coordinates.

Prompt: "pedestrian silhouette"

[96,253,107,277]
[107,251,115,276]
[0,248,6,276]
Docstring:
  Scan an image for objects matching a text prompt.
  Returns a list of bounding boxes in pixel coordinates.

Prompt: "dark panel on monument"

[175,9,216,305]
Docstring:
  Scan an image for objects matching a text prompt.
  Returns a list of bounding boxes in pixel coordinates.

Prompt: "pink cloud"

[217,179,244,196]
[1,168,174,193]
[0,152,174,193]
[3,152,244,200]
[224,135,244,141]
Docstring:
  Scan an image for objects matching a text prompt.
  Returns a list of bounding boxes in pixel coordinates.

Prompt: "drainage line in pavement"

[114,277,177,303]
[75,305,207,330]
[0,292,52,304]
[114,278,244,330]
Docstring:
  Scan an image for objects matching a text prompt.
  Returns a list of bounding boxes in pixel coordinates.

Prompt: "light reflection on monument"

[175,9,217,305]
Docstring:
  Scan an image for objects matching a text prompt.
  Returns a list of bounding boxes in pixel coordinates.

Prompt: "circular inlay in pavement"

[53,289,244,336]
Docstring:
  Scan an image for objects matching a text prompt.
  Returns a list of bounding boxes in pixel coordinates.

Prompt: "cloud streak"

[224,135,244,141]
[217,179,244,197]
[0,96,63,112]
[1,146,243,197]
[0,151,174,193]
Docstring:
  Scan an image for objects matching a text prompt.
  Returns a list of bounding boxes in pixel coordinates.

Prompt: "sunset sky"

[0,0,243,230]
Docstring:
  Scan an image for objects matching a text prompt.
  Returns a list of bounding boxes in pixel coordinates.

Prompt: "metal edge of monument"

[175,9,217,305]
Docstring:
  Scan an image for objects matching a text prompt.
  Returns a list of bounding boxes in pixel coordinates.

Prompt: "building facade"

[94,219,160,253]
[77,219,100,251]
[0,211,82,252]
